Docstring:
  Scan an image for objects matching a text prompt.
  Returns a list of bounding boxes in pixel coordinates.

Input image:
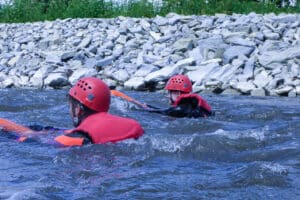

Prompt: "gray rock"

[231,81,256,94]
[263,31,280,40]
[112,69,129,82]
[251,88,266,96]
[241,57,255,80]
[143,54,162,64]
[68,60,83,70]
[269,63,283,72]
[17,36,33,44]
[250,32,265,41]
[7,53,22,67]
[140,19,151,31]
[172,38,194,52]
[124,77,145,90]
[84,58,97,68]
[1,77,14,88]
[96,56,114,67]
[103,78,117,88]
[259,40,290,52]
[167,13,192,25]
[128,26,143,34]
[14,75,29,87]
[61,51,76,61]
[41,51,63,64]
[44,73,70,89]
[153,57,172,68]
[69,68,97,85]
[275,86,293,95]
[186,62,220,83]
[223,45,254,64]
[112,47,124,58]
[253,70,272,88]
[199,18,214,28]
[149,31,161,41]
[188,47,204,65]
[275,14,299,24]
[288,89,297,97]
[29,64,56,88]
[78,36,91,49]
[157,35,172,43]
[258,46,300,66]
[218,64,241,84]
[205,80,222,87]
[296,86,300,95]
[222,88,241,95]
[198,36,228,60]
[72,38,82,46]
[107,29,120,41]
[225,37,256,47]
[134,64,159,77]
[144,63,182,83]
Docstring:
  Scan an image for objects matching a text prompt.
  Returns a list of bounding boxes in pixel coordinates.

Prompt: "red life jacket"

[173,93,212,112]
[67,112,144,144]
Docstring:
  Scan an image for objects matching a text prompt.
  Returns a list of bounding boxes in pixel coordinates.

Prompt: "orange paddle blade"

[0,118,32,133]
[111,90,134,102]
[110,90,148,109]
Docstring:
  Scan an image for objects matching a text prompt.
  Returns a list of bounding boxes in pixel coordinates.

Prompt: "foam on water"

[260,163,289,175]
[145,134,194,153]
[206,126,273,141]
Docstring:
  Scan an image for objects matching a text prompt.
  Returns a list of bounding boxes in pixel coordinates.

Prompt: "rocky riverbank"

[0,12,299,96]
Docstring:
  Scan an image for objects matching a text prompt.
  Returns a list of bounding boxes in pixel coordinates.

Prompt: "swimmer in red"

[0,77,144,146]
[149,74,213,118]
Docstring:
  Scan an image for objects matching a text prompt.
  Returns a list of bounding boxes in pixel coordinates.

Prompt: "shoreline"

[0,13,299,97]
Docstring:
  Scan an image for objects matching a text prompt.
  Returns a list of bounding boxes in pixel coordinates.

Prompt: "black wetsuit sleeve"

[28,125,61,131]
[28,125,92,144]
[148,106,189,118]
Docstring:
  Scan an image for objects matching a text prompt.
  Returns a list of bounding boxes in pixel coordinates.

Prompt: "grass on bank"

[0,0,299,23]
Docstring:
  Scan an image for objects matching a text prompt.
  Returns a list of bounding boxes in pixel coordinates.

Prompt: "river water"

[0,89,299,199]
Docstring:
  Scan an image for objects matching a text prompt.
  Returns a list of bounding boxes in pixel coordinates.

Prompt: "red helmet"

[69,77,110,112]
[165,74,192,93]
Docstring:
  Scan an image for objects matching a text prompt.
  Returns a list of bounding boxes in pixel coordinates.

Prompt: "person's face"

[68,101,75,118]
[168,90,182,104]
[68,100,82,127]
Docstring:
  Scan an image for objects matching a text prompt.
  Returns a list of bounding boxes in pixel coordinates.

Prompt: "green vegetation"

[0,0,299,23]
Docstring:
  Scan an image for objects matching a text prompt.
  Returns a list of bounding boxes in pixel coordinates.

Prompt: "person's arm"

[147,105,189,118]
[11,127,91,147]
[147,96,213,118]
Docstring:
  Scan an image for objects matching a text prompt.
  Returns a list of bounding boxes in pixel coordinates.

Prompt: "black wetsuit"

[147,96,214,118]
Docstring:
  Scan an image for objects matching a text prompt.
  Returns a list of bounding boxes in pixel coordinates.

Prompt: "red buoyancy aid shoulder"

[68,112,144,144]
[173,93,212,112]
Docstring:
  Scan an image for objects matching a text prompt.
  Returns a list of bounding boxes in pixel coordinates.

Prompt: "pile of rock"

[0,12,299,96]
